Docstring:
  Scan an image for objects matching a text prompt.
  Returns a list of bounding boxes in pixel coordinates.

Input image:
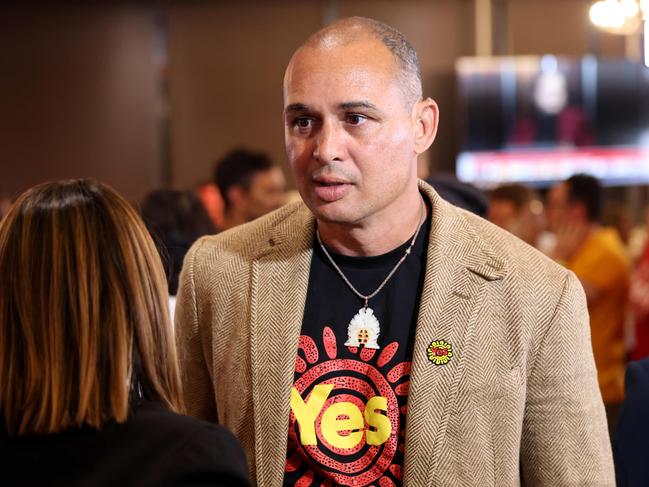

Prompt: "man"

[488,183,549,250]
[214,148,287,230]
[176,17,613,486]
[547,174,630,432]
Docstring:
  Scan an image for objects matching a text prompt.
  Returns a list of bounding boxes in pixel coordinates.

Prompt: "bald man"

[175,17,613,486]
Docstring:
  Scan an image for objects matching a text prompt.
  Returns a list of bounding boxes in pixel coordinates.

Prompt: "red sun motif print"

[286,326,411,487]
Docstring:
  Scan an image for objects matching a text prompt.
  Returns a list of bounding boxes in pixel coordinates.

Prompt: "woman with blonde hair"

[0,179,249,486]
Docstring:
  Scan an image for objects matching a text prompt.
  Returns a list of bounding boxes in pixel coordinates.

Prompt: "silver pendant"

[345,307,380,349]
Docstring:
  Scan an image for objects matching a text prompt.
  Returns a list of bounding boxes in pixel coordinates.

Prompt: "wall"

[506,0,625,57]
[0,5,161,201]
[166,1,325,189]
[0,1,632,199]
[165,0,475,186]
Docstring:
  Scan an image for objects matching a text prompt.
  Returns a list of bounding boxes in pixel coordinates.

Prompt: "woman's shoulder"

[129,400,230,436]
[129,399,246,456]
[112,400,251,486]
[0,400,251,487]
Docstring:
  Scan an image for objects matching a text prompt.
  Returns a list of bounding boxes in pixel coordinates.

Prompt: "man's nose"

[313,120,344,163]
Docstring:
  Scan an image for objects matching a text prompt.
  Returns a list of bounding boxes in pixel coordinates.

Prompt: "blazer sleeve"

[520,271,615,486]
[613,359,649,487]
[168,424,252,487]
[175,239,218,422]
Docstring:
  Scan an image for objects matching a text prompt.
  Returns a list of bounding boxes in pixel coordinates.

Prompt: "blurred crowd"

[485,174,649,432]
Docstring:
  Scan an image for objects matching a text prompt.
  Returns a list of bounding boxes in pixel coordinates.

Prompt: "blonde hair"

[0,179,183,436]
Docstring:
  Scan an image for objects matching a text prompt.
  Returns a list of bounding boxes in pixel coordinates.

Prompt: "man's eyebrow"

[338,101,379,111]
[285,103,309,113]
[284,101,382,114]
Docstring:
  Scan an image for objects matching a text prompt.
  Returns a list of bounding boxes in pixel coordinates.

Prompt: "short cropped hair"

[565,174,603,222]
[357,17,422,104]
[305,16,423,106]
[214,148,275,209]
[0,179,183,436]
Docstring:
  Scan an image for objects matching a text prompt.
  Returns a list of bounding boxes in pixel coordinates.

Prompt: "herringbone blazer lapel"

[249,206,315,487]
[403,182,507,486]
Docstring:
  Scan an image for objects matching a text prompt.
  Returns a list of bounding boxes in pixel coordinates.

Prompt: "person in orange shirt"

[547,173,630,432]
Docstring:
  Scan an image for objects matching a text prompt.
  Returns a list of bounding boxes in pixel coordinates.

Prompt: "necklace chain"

[316,200,426,308]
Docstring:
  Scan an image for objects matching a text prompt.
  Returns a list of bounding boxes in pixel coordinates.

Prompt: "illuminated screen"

[456,56,649,187]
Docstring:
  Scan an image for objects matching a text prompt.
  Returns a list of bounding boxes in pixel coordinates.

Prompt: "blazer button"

[268,238,276,247]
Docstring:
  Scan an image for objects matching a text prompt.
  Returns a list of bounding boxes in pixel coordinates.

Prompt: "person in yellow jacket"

[548,173,630,432]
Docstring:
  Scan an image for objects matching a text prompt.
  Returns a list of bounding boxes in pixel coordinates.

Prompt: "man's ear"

[414,98,439,155]
[227,185,247,209]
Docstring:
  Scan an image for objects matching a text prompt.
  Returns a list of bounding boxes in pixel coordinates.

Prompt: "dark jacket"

[0,399,250,486]
[614,357,649,487]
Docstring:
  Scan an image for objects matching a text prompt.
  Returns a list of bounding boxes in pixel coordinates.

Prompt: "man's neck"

[316,194,428,257]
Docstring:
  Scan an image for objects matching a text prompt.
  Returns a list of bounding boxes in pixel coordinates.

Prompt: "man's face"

[283,39,421,226]
[488,199,518,230]
[242,167,287,221]
[546,182,573,232]
[488,198,544,245]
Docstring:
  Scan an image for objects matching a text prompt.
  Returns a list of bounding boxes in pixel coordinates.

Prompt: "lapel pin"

[427,340,453,365]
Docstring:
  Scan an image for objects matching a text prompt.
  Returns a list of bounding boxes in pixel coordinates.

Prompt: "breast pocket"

[436,367,524,487]
[459,366,523,412]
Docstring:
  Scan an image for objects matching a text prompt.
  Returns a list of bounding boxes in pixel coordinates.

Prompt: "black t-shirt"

[284,212,431,487]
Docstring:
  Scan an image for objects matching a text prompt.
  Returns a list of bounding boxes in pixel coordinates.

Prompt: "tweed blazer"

[175,181,614,486]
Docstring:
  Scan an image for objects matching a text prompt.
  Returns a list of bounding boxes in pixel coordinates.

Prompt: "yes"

[290,384,392,449]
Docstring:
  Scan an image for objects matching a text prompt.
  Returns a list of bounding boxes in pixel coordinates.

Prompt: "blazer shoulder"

[456,203,569,285]
[189,201,312,262]
[420,179,567,286]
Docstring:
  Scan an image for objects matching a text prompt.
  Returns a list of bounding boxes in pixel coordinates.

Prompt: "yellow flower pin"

[427,340,453,365]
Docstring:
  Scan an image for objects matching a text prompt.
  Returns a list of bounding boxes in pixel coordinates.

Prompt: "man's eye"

[346,114,367,126]
[294,117,313,129]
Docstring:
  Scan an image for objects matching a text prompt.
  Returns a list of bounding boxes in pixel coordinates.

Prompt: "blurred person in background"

[627,206,649,264]
[196,180,226,229]
[141,189,216,319]
[628,207,649,361]
[487,183,550,251]
[426,172,489,218]
[547,173,630,432]
[613,356,649,486]
[215,148,287,230]
[0,179,249,487]
[602,202,633,247]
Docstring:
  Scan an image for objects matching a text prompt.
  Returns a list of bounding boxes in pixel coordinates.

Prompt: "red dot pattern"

[360,347,377,362]
[377,342,399,368]
[299,335,319,364]
[323,326,337,359]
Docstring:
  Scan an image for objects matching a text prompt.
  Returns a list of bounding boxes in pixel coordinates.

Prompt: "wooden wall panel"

[0,5,161,201]
[166,1,325,189]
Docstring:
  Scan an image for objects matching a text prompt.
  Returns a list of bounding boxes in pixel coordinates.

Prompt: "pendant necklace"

[315,200,426,350]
